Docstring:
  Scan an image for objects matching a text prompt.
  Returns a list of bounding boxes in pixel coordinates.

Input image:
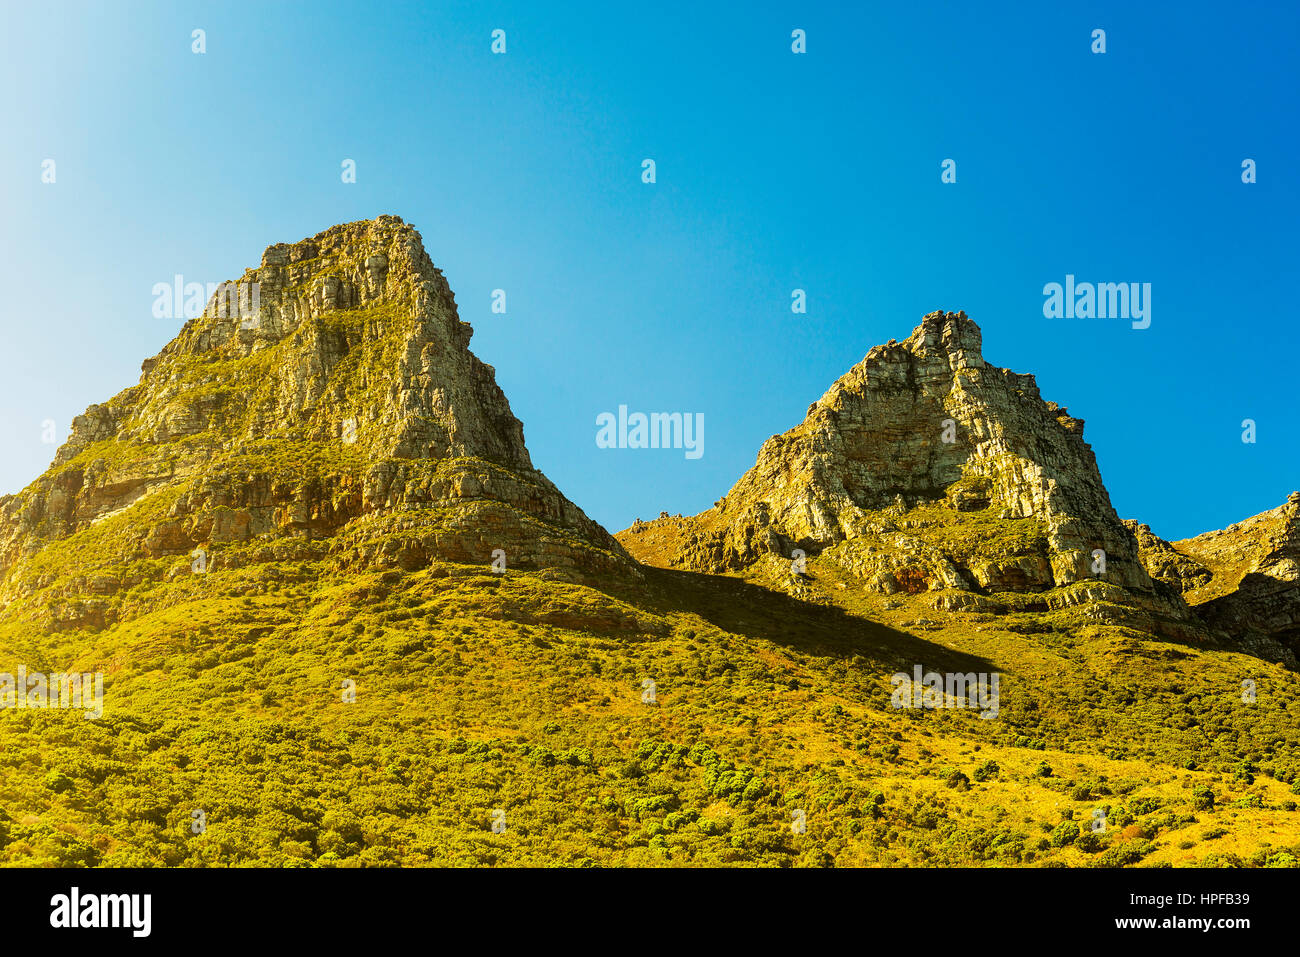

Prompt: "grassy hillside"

[0,248,1294,868]
[2,526,1298,867]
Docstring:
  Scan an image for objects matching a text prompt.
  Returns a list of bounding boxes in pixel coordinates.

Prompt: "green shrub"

[1075,831,1105,853]
[1093,840,1155,868]
[43,771,75,794]
[944,769,971,791]
[1050,821,1079,847]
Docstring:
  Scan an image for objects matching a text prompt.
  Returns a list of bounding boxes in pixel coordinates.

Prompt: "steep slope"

[1127,494,1300,665]
[7,547,1300,868]
[0,216,633,636]
[621,311,1187,632]
[2,249,1298,870]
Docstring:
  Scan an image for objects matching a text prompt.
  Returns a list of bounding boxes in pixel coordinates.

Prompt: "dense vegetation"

[2,536,1299,866]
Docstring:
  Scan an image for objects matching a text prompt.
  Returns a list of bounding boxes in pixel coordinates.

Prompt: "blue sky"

[1,0,1296,541]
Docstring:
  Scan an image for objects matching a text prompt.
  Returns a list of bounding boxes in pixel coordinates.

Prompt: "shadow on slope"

[635,564,992,677]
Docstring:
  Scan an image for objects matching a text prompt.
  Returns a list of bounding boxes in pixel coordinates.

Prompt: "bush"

[1192,786,1215,811]
[944,769,971,791]
[1050,821,1079,848]
[43,770,75,794]
[1128,796,1162,816]
[972,760,999,782]
[1094,840,1156,868]
[1075,831,1105,853]
[1109,807,1135,829]
[663,810,698,831]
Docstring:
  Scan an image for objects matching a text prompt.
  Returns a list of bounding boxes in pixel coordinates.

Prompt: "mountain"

[0,215,633,637]
[1127,492,1300,665]
[2,231,1299,870]
[620,310,1192,632]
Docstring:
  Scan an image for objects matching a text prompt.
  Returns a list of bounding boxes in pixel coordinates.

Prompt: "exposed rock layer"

[624,312,1160,595]
[0,216,633,630]
[621,311,1300,661]
[1128,494,1300,665]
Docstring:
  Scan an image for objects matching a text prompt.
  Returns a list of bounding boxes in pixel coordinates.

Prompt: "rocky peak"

[1119,496,1300,664]
[901,309,986,368]
[58,216,532,473]
[0,217,633,625]
[621,310,1168,609]
[1177,494,1300,576]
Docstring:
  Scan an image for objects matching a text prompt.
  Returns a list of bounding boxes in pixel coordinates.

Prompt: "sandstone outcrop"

[1126,494,1300,665]
[621,311,1172,612]
[0,216,634,630]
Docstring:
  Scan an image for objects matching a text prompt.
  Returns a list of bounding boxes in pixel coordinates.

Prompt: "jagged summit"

[0,217,632,630]
[68,215,531,470]
[621,310,1173,614]
[898,308,986,366]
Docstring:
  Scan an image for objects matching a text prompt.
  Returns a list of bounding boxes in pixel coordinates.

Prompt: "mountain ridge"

[619,309,1296,662]
[2,217,1299,870]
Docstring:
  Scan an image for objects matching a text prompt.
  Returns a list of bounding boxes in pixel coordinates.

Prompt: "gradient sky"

[2,0,1296,541]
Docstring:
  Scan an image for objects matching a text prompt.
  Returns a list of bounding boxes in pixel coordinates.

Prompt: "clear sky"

[2,0,1296,541]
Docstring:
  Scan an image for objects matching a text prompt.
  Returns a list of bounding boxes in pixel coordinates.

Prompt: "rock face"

[1122,520,1213,595]
[64,215,532,468]
[1130,493,1300,665]
[621,311,1174,612]
[0,216,633,630]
